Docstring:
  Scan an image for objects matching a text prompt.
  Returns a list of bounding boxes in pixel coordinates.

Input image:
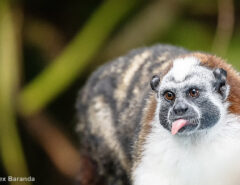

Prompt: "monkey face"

[158,84,221,135]
[151,57,230,136]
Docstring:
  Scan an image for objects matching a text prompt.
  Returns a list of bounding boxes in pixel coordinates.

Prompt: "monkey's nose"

[173,102,188,115]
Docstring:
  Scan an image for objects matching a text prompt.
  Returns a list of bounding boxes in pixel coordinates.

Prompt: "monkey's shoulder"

[78,44,188,107]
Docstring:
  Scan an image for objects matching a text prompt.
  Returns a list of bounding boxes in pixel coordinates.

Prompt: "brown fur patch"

[132,94,157,171]
[145,95,157,123]
[192,53,240,115]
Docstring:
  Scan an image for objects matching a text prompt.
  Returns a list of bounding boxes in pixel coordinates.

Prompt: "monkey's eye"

[164,91,175,101]
[189,88,199,98]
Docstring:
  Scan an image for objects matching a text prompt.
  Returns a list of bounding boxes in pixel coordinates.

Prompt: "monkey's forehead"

[160,56,215,89]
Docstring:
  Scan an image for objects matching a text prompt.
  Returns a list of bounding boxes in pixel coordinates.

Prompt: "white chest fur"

[133,114,240,185]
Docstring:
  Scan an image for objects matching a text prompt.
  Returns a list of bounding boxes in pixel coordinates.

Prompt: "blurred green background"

[0,0,239,184]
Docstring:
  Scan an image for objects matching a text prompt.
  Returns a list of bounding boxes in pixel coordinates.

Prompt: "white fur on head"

[159,56,230,101]
[170,57,200,82]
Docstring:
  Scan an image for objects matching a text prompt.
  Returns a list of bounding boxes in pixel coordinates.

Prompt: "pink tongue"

[171,119,188,135]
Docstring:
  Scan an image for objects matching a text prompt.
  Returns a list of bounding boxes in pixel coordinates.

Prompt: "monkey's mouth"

[171,118,199,135]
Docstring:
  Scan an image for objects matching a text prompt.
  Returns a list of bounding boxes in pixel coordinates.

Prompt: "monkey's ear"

[150,75,160,93]
[213,68,229,100]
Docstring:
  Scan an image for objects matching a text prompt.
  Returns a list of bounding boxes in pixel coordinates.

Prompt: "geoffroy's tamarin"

[76,45,240,185]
